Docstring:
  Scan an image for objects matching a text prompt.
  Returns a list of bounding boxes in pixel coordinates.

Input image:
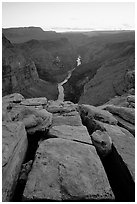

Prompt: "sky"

[2,2,135,31]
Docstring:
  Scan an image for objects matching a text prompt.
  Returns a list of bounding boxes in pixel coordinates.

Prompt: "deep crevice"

[79,112,135,202]
[100,145,135,202]
[11,130,48,202]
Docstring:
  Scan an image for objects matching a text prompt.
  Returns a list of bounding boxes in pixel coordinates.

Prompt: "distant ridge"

[2,26,60,43]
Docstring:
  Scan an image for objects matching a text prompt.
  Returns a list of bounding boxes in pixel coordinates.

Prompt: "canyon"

[2,27,135,202]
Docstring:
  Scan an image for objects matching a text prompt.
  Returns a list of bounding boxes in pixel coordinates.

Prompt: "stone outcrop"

[2,94,52,135]
[2,93,135,201]
[114,115,135,136]
[104,105,135,124]
[23,138,114,201]
[2,121,28,201]
[79,104,117,125]
[91,121,135,181]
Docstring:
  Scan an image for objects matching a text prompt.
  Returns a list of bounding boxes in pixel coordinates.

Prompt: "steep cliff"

[2,34,58,99]
[14,37,77,83]
[64,31,135,105]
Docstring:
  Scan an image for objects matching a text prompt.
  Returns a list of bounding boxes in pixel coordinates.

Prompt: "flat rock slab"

[2,121,28,201]
[52,112,82,126]
[21,97,47,106]
[98,122,135,181]
[79,104,117,125]
[104,105,135,124]
[47,100,77,114]
[23,138,114,201]
[48,125,92,145]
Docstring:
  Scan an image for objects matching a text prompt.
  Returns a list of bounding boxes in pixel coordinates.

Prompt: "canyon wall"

[2,34,58,99]
[64,31,135,105]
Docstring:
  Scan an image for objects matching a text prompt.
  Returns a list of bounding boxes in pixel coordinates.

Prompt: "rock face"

[79,104,117,125]
[104,105,135,124]
[114,115,135,136]
[2,94,52,135]
[91,121,135,181]
[23,138,114,201]
[2,34,58,99]
[2,121,28,201]
[64,32,135,105]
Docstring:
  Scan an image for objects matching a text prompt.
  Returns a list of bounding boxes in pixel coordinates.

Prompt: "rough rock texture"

[52,111,82,126]
[78,58,134,106]
[79,104,117,125]
[91,130,112,157]
[3,94,52,135]
[100,94,135,108]
[47,100,78,114]
[104,105,135,124]
[23,138,114,201]
[48,125,92,145]
[2,121,28,201]
[114,115,135,136]
[20,97,47,107]
[96,122,135,181]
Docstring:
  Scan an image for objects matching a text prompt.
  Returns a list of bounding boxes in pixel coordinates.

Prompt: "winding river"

[57,56,81,101]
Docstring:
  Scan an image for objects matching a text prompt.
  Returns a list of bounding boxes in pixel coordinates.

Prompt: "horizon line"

[2,26,135,33]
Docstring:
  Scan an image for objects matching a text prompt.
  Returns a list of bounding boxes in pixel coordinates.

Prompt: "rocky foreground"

[2,93,135,201]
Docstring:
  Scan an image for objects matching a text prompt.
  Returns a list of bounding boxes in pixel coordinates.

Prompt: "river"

[57,56,81,101]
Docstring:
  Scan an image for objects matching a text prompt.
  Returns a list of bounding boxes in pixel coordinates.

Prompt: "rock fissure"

[11,130,48,201]
[79,111,135,201]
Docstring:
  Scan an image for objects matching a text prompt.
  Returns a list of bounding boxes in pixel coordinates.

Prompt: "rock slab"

[23,138,114,201]
[48,125,92,145]
[2,121,28,201]
[79,104,117,125]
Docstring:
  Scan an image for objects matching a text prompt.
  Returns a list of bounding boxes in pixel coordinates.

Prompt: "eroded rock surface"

[3,94,52,135]
[79,104,117,125]
[91,130,112,157]
[92,121,135,181]
[48,125,92,145]
[2,121,28,201]
[23,138,114,201]
[104,105,135,124]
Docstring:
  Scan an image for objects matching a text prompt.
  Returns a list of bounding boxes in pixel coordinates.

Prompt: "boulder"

[48,125,92,145]
[91,130,112,157]
[2,121,28,201]
[23,138,114,201]
[7,105,52,134]
[104,105,135,124]
[79,104,117,125]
